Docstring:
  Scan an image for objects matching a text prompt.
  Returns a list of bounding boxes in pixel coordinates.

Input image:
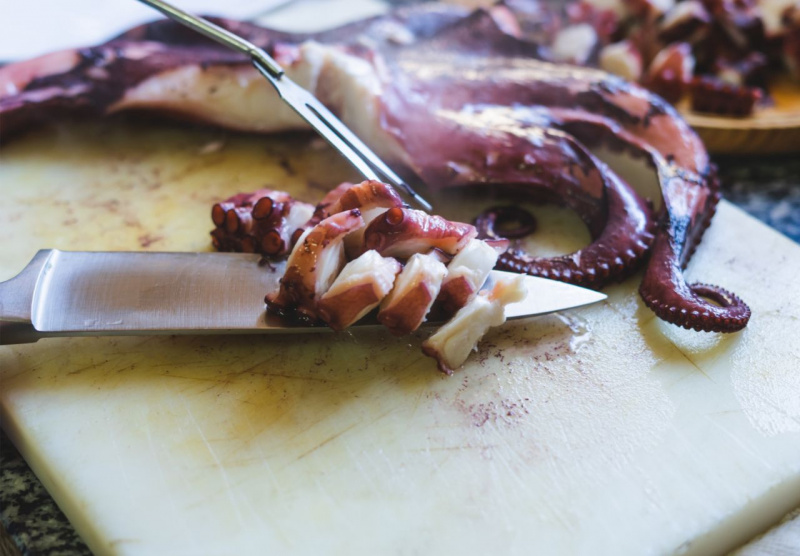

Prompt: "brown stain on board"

[138,234,163,248]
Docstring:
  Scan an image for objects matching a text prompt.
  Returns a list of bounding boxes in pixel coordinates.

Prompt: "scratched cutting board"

[1,121,800,556]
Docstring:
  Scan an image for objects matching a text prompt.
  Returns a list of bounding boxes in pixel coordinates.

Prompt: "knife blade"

[0,250,606,345]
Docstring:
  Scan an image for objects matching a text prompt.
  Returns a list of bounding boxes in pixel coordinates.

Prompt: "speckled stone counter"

[717,156,800,244]
[0,432,89,556]
[0,154,798,555]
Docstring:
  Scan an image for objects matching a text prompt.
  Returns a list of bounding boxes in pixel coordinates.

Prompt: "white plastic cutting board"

[1,122,799,555]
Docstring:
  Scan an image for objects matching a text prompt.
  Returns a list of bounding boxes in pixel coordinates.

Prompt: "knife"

[0,250,606,345]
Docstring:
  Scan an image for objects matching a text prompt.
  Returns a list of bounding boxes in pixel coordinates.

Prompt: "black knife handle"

[0,321,41,345]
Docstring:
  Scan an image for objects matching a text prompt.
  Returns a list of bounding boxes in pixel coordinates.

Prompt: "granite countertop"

[1,153,799,555]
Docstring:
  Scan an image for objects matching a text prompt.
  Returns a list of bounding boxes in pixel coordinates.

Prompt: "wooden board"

[1,121,800,556]
[682,77,800,155]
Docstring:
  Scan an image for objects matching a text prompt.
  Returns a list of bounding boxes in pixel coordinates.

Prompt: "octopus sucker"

[0,1,751,333]
[210,189,314,258]
[474,205,538,241]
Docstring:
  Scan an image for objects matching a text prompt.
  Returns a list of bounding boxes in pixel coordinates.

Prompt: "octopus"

[0,0,751,334]
[546,0,800,116]
[221,180,526,372]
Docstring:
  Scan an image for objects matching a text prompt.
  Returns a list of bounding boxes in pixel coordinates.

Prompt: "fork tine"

[267,70,432,209]
[301,110,383,182]
[139,0,433,211]
[304,99,399,181]
[303,99,432,211]
[252,62,382,182]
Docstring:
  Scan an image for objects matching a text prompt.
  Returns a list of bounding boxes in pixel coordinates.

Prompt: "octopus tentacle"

[370,8,749,330]
[210,189,313,257]
[640,234,752,332]
[383,103,655,290]
[543,107,749,331]
[638,166,749,332]
[495,168,654,289]
[377,8,710,173]
[0,8,466,139]
[0,4,750,333]
[363,208,477,259]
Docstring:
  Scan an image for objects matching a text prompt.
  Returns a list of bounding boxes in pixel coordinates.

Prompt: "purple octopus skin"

[363,207,477,259]
[0,2,750,333]
[210,188,314,258]
[266,209,365,322]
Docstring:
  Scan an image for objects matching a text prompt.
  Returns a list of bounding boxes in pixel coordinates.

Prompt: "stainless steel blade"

[0,250,606,344]
[496,271,607,320]
[29,250,282,332]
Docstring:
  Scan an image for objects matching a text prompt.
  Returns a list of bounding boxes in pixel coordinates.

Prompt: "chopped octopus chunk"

[317,250,402,331]
[266,209,364,320]
[363,208,477,259]
[320,180,406,259]
[422,276,527,374]
[437,238,501,317]
[377,252,448,336]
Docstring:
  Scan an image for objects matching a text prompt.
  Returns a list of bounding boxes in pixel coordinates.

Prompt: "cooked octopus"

[253,181,524,371]
[0,1,751,333]
[552,0,800,116]
[317,250,402,331]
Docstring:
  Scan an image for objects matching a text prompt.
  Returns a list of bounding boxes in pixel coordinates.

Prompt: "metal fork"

[136,0,432,211]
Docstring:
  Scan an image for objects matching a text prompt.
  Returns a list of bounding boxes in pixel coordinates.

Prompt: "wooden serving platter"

[681,78,800,155]
[1,121,800,555]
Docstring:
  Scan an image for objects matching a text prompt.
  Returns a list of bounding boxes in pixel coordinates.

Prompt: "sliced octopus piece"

[317,250,402,331]
[363,208,477,259]
[377,252,448,336]
[320,179,406,259]
[436,238,501,318]
[422,275,527,374]
[266,209,364,321]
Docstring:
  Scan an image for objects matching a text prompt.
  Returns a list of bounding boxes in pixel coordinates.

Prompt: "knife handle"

[0,321,41,345]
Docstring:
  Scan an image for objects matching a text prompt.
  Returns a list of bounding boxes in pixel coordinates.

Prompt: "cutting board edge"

[683,473,800,556]
[714,200,797,248]
[0,403,108,556]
